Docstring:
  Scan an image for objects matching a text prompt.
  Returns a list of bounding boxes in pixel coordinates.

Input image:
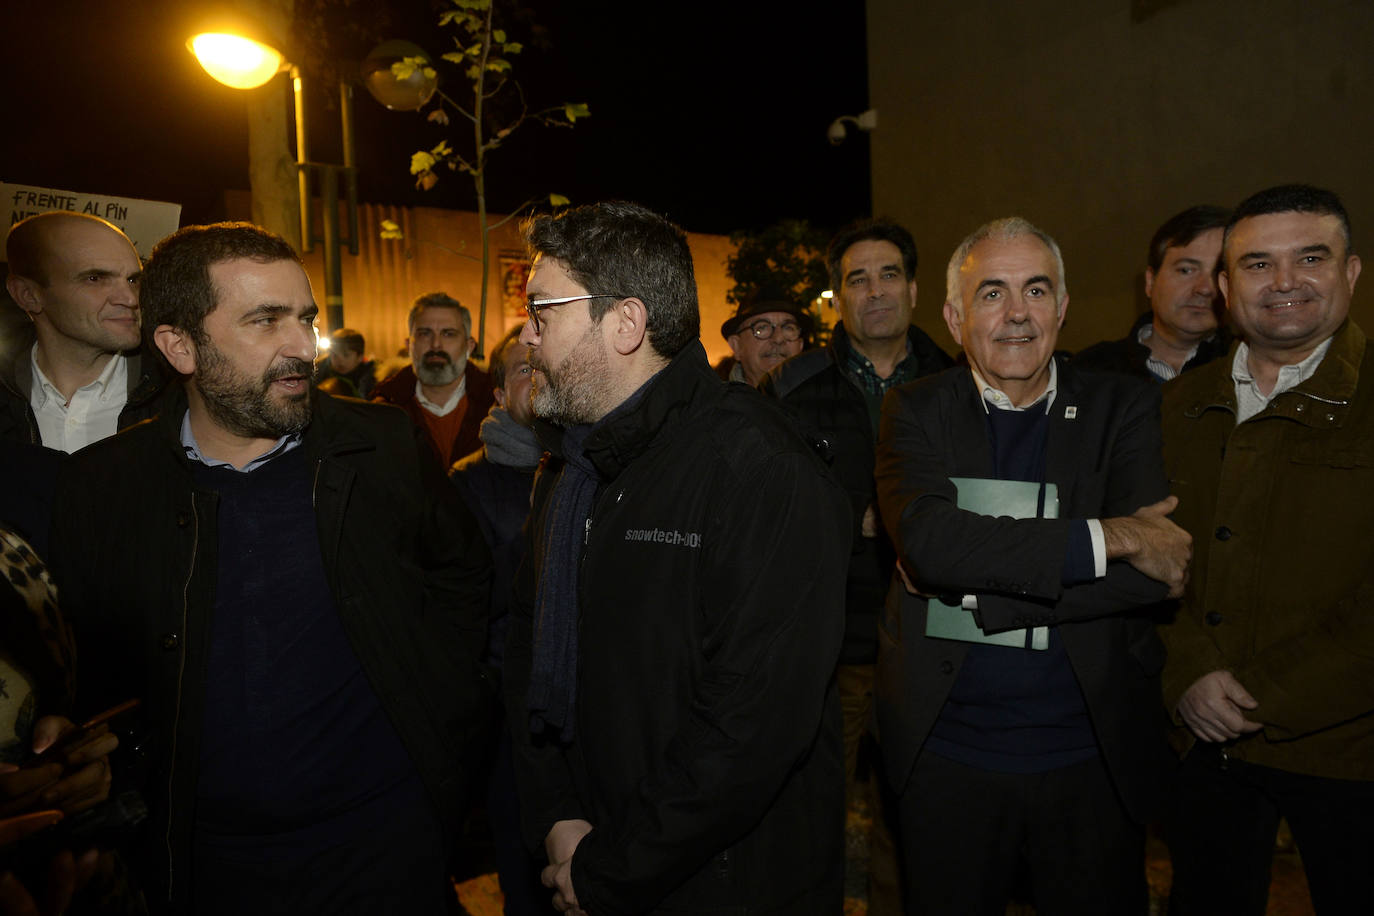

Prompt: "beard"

[528,327,612,426]
[194,337,312,440]
[415,349,464,386]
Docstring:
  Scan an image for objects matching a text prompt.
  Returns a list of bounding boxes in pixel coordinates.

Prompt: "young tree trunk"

[242,0,302,251]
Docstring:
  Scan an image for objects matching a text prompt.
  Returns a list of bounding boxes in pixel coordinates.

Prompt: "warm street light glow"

[821,289,834,299]
[188,32,285,89]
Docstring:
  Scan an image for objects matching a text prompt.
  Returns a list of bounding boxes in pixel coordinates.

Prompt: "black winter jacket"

[0,320,173,446]
[759,322,952,663]
[1072,311,1231,382]
[506,343,851,915]
[48,388,492,913]
[451,448,537,672]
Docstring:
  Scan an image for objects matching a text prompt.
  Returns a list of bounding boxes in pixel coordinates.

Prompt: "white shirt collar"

[414,373,467,417]
[970,359,1058,414]
[29,345,126,408]
[1231,336,1333,424]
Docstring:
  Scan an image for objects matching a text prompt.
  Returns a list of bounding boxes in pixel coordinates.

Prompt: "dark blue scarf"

[526,378,656,742]
[526,422,597,742]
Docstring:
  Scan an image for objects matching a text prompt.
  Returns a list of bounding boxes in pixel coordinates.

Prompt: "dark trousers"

[488,724,556,915]
[1166,744,1374,916]
[897,752,1145,916]
[191,779,449,916]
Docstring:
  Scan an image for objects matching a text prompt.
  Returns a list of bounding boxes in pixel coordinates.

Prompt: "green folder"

[923,478,1055,651]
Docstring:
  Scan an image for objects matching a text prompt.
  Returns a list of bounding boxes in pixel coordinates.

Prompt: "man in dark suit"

[874,217,1192,914]
[1074,204,1232,382]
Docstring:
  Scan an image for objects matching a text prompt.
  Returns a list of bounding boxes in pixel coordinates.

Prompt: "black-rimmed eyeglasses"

[744,318,802,342]
[525,294,625,335]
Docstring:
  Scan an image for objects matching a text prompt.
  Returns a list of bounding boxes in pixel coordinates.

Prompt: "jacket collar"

[946,358,1097,512]
[827,320,944,369]
[1,329,165,412]
[375,360,492,403]
[534,342,719,481]
[153,382,376,466]
[0,319,35,400]
[585,341,719,480]
[1182,319,1365,426]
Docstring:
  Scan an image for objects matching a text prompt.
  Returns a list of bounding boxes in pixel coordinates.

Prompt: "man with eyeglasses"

[718,293,812,386]
[760,217,951,913]
[372,292,495,467]
[506,201,851,915]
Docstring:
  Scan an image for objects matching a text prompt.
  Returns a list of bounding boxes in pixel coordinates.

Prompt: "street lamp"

[188,24,360,333]
[187,32,284,89]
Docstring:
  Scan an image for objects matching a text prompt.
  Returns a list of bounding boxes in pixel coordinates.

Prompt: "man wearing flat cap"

[720,293,812,386]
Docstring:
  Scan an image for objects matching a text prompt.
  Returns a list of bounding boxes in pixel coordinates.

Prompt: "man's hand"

[1101,496,1192,598]
[542,819,592,914]
[895,561,935,599]
[860,504,878,539]
[1177,670,1263,743]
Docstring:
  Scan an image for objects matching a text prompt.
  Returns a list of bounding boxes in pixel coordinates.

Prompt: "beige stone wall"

[866,0,1374,355]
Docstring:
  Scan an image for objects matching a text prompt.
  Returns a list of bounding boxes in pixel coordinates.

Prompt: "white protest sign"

[1,182,182,259]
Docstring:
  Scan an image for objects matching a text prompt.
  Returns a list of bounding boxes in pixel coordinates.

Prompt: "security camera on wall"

[827,109,878,146]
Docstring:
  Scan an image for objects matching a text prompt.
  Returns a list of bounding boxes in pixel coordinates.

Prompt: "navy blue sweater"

[192,448,426,848]
[925,405,1099,773]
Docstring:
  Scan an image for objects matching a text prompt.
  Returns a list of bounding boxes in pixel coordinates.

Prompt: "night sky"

[3,0,873,238]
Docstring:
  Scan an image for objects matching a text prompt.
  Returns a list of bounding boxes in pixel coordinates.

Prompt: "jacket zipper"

[165,496,199,901]
[1293,391,1349,407]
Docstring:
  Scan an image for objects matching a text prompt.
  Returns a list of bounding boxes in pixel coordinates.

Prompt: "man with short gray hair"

[371,291,494,466]
[875,217,1191,913]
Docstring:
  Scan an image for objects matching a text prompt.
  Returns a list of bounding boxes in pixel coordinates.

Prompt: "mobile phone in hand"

[20,699,139,770]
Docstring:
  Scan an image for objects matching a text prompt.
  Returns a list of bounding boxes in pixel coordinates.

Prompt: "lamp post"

[188,28,360,333]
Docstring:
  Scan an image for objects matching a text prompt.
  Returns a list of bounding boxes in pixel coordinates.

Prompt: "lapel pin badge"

[1064,406,1078,419]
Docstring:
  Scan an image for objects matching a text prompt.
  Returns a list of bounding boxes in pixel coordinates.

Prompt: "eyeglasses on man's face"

[745,318,802,342]
[524,294,625,335]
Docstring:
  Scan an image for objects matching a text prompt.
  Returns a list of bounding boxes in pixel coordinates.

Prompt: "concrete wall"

[866,0,1374,354]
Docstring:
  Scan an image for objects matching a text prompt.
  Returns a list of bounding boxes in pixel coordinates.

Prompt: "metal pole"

[292,66,313,254]
[340,79,360,256]
[322,167,344,332]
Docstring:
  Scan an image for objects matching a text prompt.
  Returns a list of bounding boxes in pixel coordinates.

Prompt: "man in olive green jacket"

[1159,184,1374,916]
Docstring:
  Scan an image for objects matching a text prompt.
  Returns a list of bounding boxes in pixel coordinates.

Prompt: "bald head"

[7,212,134,285]
[5,212,143,357]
